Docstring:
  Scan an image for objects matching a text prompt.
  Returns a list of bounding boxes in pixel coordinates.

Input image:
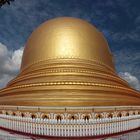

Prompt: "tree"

[0,0,14,8]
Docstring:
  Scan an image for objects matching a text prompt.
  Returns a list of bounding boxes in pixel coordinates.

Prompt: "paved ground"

[0,129,32,140]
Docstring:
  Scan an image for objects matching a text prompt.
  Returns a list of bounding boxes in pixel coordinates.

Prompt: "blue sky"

[0,0,140,90]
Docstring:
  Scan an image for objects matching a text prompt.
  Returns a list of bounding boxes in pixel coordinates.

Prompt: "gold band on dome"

[8,71,128,87]
[0,81,138,93]
[20,58,115,74]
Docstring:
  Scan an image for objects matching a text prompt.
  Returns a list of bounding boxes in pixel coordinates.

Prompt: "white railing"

[0,114,140,137]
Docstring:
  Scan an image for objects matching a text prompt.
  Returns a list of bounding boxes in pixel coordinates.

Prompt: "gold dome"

[21,17,114,71]
[0,17,140,107]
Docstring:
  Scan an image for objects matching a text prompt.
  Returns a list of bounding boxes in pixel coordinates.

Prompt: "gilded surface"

[21,17,114,71]
[0,17,140,107]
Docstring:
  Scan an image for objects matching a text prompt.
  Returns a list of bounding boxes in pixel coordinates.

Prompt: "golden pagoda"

[0,17,140,138]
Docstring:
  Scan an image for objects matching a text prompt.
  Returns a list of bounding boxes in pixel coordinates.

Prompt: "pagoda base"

[0,105,140,137]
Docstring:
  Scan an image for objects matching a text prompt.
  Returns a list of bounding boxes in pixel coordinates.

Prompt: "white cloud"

[0,43,23,88]
[0,74,13,88]
[119,72,140,91]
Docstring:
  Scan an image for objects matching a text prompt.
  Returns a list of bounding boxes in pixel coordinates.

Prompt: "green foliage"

[0,0,14,7]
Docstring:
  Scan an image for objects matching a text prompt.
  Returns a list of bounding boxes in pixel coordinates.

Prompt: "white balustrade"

[0,113,139,137]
